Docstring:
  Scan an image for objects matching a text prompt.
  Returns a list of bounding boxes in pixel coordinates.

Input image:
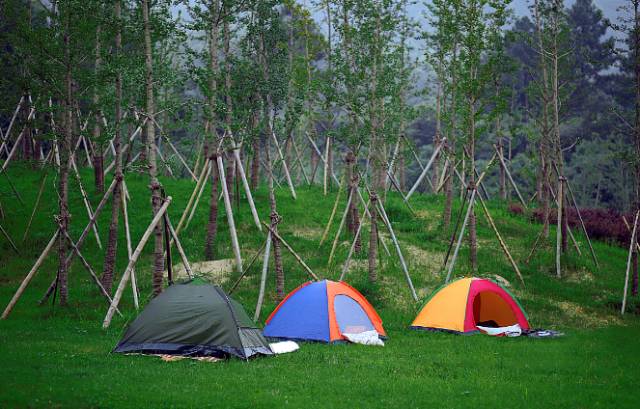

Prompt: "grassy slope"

[0,163,638,408]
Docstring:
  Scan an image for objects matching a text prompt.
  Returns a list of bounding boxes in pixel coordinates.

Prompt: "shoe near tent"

[411,277,529,334]
[113,279,273,359]
[263,280,386,343]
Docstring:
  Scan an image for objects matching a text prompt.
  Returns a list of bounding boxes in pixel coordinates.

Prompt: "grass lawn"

[1,164,639,408]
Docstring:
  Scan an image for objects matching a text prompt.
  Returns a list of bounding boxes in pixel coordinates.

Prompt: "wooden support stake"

[272,132,297,199]
[477,195,525,285]
[233,148,261,231]
[306,133,340,186]
[254,232,272,321]
[339,205,369,281]
[494,145,527,208]
[217,156,243,272]
[556,177,564,279]
[262,222,319,281]
[445,189,477,284]
[121,183,139,309]
[60,229,122,316]
[175,158,210,236]
[2,230,59,319]
[0,222,19,255]
[228,239,268,294]
[622,210,640,315]
[164,213,193,279]
[554,163,598,268]
[72,159,102,249]
[103,197,172,328]
[319,173,346,247]
[375,199,418,302]
[327,189,354,266]
[406,139,445,199]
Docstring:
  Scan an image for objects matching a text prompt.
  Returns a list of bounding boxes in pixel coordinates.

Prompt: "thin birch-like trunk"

[142,0,164,296]
[101,1,123,294]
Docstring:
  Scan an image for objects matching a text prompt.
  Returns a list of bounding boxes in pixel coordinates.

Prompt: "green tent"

[113,280,273,359]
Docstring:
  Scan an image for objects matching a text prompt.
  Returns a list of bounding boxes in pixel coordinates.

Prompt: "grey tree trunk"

[100,1,123,294]
[142,0,164,296]
[205,154,220,260]
[368,193,379,283]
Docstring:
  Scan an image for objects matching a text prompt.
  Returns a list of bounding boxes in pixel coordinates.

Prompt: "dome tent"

[263,280,386,343]
[411,277,529,334]
[113,279,273,359]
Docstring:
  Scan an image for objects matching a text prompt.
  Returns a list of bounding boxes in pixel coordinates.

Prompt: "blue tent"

[262,280,386,343]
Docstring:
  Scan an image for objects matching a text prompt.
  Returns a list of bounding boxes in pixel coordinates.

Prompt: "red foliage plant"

[508,204,633,247]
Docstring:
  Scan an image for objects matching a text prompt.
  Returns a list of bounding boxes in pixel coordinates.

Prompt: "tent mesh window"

[334,295,375,334]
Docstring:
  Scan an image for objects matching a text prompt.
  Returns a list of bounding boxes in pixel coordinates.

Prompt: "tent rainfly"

[113,280,273,359]
[411,277,529,334]
[263,280,386,343]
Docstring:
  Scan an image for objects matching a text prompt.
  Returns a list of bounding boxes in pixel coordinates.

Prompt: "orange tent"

[411,277,529,334]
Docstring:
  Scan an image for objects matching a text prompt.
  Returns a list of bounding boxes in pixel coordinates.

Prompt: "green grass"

[1,163,639,408]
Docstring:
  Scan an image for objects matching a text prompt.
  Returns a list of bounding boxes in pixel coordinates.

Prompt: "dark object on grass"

[113,279,273,359]
[522,329,565,338]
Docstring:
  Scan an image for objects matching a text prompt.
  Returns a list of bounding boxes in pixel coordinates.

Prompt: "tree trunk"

[205,154,220,260]
[142,0,164,296]
[93,23,104,194]
[468,97,478,273]
[266,135,284,301]
[368,193,379,283]
[57,9,73,305]
[100,1,123,294]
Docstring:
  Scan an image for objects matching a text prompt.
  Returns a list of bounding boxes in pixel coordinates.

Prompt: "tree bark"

[468,96,478,273]
[93,23,104,194]
[205,155,220,260]
[266,136,285,301]
[142,0,164,296]
[57,8,73,305]
[368,193,379,283]
[100,1,123,294]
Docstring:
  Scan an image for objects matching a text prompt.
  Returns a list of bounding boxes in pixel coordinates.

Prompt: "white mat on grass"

[269,341,300,354]
[343,330,385,346]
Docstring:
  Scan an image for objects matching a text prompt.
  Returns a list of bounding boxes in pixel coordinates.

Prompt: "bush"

[508,205,634,247]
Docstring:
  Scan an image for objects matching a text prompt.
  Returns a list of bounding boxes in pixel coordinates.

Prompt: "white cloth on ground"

[268,341,300,354]
[476,323,522,337]
[342,330,385,346]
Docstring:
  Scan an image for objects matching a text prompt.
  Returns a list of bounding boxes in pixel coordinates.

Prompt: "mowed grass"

[1,163,639,408]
